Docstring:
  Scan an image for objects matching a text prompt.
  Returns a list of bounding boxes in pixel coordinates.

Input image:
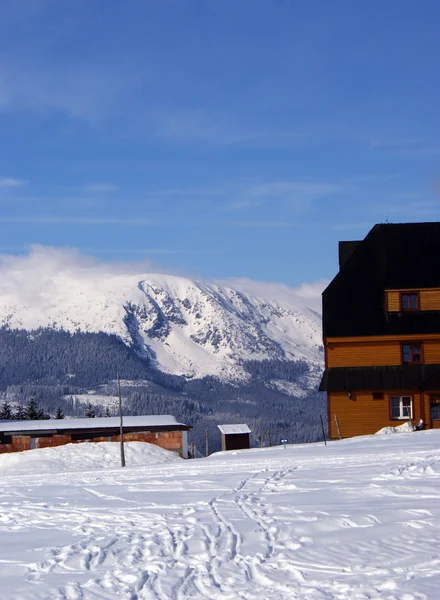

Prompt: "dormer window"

[402,343,423,364]
[400,292,419,311]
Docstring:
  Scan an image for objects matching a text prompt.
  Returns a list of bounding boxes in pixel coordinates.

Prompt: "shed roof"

[218,424,251,435]
[0,415,190,435]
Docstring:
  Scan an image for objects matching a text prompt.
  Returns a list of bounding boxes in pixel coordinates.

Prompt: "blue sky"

[0,0,439,286]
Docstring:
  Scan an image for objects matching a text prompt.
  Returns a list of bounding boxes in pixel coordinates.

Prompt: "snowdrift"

[375,421,415,435]
[0,441,182,473]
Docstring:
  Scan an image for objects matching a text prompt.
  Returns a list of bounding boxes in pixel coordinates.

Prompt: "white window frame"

[390,395,413,420]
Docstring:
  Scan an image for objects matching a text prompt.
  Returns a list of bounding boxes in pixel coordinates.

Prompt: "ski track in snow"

[1,433,440,599]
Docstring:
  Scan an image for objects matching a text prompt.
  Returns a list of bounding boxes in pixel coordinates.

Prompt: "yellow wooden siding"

[387,291,400,312]
[424,341,440,363]
[328,391,422,439]
[420,290,440,311]
[386,288,440,312]
[327,339,440,367]
[327,341,401,367]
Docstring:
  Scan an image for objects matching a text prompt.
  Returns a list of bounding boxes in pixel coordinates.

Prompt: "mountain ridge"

[0,270,323,388]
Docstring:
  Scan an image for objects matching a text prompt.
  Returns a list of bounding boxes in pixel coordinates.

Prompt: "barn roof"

[218,424,251,435]
[0,415,191,435]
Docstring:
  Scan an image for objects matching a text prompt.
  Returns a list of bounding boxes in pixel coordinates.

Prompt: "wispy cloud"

[152,108,301,148]
[247,181,342,198]
[369,138,440,158]
[0,177,26,188]
[82,183,118,194]
[0,63,143,119]
[0,216,151,226]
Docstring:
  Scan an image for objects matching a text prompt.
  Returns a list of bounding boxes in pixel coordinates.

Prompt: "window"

[400,292,419,311]
[430,395,440,421]
[402,343,422,364]
[390,396,413,420]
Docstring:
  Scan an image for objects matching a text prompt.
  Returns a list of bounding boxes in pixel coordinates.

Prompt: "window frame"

[401,342,423,364]
[400,291,420,312]
[390,395,413,420]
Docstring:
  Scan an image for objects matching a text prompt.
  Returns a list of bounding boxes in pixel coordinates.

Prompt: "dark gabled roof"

[319,364,440,392]
[323,222,440,337]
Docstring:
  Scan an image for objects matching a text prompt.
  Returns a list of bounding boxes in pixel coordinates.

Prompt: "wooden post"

[258,433,262,447]
[334,413,342,440]
[320,414,327,446]
[117,374,126,467]
[205,430,209,457]
[267,430,272,447]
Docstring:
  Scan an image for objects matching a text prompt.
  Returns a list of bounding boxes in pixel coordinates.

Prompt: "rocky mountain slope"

[0,271,323,387]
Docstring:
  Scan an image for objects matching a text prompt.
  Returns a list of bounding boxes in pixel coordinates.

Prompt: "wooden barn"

[0,415,191,457]
[320,221,440,439]
[218,424,251,451]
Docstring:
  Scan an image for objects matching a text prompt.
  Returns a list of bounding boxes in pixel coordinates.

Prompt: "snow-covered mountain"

[0,265,323,384]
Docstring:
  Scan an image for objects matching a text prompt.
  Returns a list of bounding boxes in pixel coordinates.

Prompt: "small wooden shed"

[218,424,251,451]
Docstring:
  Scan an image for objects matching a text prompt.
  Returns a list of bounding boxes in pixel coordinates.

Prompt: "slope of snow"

[1,430,440,598]
[0,441,182,473]
[0,248,323,382]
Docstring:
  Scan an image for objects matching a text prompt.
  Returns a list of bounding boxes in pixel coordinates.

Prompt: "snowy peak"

[0,254,323,382]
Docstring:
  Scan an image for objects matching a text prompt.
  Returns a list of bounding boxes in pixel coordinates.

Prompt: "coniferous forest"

[0,326,326,454]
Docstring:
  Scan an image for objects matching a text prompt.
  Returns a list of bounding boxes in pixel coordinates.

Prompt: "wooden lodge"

[0,415,191,458]
[218,424,251,451]
[319,222,440,439]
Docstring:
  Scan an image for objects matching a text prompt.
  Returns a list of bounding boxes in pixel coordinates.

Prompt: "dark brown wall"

[222,433,250,451]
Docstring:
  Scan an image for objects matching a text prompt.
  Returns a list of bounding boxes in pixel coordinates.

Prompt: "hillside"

[0,269,323,382]
[0,259,326,451]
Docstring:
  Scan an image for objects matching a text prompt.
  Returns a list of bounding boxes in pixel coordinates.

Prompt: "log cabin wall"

[328,391,422,439]
[386,289,440,312]
[0,430,184,455]
[327,336,440,367]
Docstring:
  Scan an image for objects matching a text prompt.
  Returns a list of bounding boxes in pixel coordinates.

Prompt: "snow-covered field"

[1,432,440,599]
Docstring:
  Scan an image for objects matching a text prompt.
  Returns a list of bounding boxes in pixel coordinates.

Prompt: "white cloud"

[82,183,118,194]
[0,216,151,226]
[152,108,301,148]
[0,63,142,119]
[0,177,26,188]
[0,247,325,321]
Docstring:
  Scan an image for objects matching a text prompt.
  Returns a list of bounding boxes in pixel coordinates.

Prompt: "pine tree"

[55,407,65,419]
[104,406,111,417]
[14,404,27,420]
[0,400,13,420]
[25,398,41,420]
[85,402,95,418]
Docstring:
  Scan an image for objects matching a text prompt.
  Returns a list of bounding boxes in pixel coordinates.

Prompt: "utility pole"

[117,374,126,467]
[205,430,209,457]
[267,430,272,447]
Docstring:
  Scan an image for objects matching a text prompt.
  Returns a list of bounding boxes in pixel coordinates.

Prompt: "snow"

[218,424,251,434]
[0,248,323,385]
[0,415,188,433]
[0,441,182,473]
[1,430,440,599]
[376,421,415,435]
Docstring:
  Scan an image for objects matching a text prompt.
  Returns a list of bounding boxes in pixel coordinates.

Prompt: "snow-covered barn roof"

[0,415,190,434]
[218,424,251,435]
